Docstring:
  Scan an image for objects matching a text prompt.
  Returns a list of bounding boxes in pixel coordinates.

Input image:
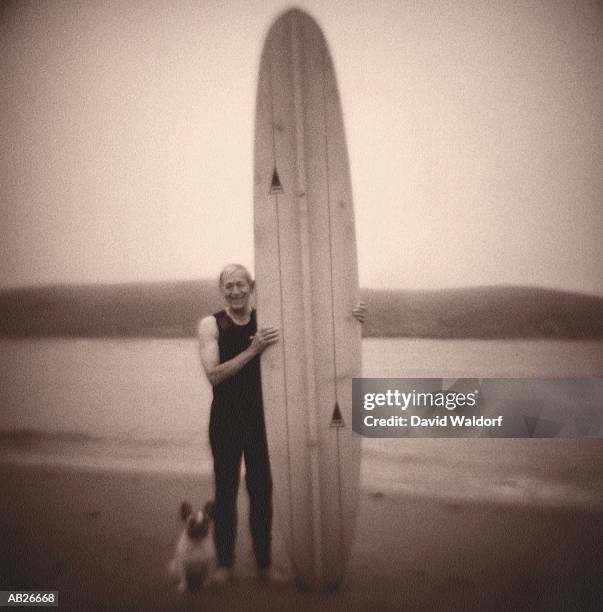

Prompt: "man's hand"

[352,302,366,323]
[199,317,278,387]
[250,327,279,354]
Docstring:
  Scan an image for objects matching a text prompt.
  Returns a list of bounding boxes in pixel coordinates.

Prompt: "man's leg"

[210,413,243,569]
[243,420,273,570]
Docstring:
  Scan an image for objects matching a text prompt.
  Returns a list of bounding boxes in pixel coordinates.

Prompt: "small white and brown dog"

[167,501,215,592]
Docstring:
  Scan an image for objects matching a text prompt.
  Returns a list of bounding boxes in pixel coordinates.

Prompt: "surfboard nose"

[263,7,328,53]
[270,7,317,29]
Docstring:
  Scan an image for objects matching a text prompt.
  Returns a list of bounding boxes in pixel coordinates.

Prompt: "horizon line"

[0,279,602,299]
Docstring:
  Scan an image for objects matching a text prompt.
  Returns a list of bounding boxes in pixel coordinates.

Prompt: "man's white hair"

[218,264,253,287]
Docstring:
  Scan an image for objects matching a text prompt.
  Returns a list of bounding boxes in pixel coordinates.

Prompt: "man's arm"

[197,316,278,387]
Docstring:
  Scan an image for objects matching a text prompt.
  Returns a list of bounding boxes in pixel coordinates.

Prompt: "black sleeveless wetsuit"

[209,309,272,569]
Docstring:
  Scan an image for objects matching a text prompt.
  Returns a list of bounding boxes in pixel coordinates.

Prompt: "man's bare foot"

[258,565,289,583]
[207,566,232,586]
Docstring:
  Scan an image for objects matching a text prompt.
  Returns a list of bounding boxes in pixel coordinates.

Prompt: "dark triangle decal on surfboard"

[330,402,345,428]
[270,168,284,194]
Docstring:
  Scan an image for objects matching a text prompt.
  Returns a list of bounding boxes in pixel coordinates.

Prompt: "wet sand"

[1,461,602,611]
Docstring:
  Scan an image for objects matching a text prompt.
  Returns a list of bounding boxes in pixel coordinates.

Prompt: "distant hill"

[362,286,603,339]
[0,280,222,339]
[0,281,601,339]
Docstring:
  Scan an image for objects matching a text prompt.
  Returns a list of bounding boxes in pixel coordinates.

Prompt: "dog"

[168,501,215,592]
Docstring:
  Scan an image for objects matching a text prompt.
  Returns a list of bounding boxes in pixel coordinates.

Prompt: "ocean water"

[1,337,601,508]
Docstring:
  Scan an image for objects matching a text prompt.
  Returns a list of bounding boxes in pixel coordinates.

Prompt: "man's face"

[220,269,253,313]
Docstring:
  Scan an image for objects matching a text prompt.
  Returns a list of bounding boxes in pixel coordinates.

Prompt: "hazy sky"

[2,0,602,293]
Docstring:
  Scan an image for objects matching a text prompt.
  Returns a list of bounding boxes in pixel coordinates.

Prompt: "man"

[198,263,365,584]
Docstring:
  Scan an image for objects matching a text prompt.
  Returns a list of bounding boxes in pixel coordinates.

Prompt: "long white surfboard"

[254,9,361,591]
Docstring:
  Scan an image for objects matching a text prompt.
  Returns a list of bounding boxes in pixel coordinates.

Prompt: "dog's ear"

[180,501,193,522]
[203,501,215,519]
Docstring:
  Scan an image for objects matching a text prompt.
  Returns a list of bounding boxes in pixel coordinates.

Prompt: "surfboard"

[253,9,361,591]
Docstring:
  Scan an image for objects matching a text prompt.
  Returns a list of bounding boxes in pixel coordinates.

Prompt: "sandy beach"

[1,460,601,611]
